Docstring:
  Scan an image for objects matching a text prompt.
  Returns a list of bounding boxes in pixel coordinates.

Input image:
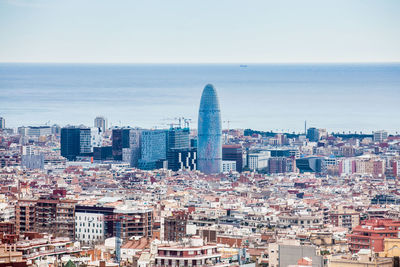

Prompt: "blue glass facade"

[197,84,222,174]
[138,130,167,170]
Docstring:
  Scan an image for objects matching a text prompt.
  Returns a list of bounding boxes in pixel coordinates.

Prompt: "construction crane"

[183,118,192,129]
[223,120,237,143]
[162,117,193,129]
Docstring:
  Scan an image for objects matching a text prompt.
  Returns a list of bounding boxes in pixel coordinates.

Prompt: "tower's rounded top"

[199,84,220,111]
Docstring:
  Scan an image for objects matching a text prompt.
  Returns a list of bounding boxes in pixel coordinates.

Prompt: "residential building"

[347,219,400,253]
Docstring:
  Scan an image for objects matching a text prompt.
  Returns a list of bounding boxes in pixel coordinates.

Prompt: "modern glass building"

[60,127,81,161]
[197,84,222,174]
[306,127,320,142]
[79,128,92,155]
[138,130,167,170]
[167,128,190,150]
[222,145,243,173]
[112,128,131,160]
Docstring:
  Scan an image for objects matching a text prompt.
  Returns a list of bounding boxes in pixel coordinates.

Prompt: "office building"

[94,116,107,133]
[91,127,103,148]
[268,157,288,174]
[247,151,269,171]
[21,154,45,170]
[93,146,113,160]
[222,145,243,172]
[222,160,236,173]
[197,84,222,174]
[75,205,114,245]
[296,157,325,173]
[18,126,52,137]
[79,127,92,155]
[61,127,80,161]
[51,124,61,135]
[126,129,142,167]
[374,130,388,143]
[307,127,320,142]
[167,128,190,150]
[112,128,131,161]
[138,130,167,170]
[0,117,5,129]
[61,126,92,161]
[167,148,197,171]
[269,149,299,158]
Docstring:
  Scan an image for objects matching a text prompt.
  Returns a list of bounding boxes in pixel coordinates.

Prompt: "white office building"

[222,160,236,173]
[75,212,105,244]
[374,130,388,143]
[248,151,270,171]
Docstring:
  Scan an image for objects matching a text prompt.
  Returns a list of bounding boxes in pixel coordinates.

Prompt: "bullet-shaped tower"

[197,84,222,174]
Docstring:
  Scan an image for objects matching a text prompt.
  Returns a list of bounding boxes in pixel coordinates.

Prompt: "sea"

[0,63,399,133]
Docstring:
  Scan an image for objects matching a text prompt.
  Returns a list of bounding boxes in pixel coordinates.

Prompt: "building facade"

[94,116,107,133]
[138,130,167,170]
[0,117,5,129]
[197,84,222,175]
[222,145,243,172]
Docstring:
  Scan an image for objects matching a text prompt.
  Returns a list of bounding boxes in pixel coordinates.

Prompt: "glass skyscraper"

[197,84,222,174]
[61,126,91,161]
[138,130,167,170]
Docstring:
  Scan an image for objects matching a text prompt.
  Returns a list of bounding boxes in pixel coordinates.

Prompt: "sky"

[0,0,399,63]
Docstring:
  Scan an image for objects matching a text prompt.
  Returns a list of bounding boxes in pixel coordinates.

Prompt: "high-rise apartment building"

[15,200,36,236]
[113,208,153,241]
[164,211,188,242]
[15,196,76,240]
[35,196,76,240]
[197,84,222,174]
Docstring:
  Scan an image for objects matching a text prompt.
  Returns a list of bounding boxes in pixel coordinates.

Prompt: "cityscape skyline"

[1,1,400,265]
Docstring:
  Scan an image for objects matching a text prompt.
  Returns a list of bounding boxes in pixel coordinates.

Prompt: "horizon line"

[1,61,400,65]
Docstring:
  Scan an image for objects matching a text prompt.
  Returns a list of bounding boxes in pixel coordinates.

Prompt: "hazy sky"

[0,0,399,63]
